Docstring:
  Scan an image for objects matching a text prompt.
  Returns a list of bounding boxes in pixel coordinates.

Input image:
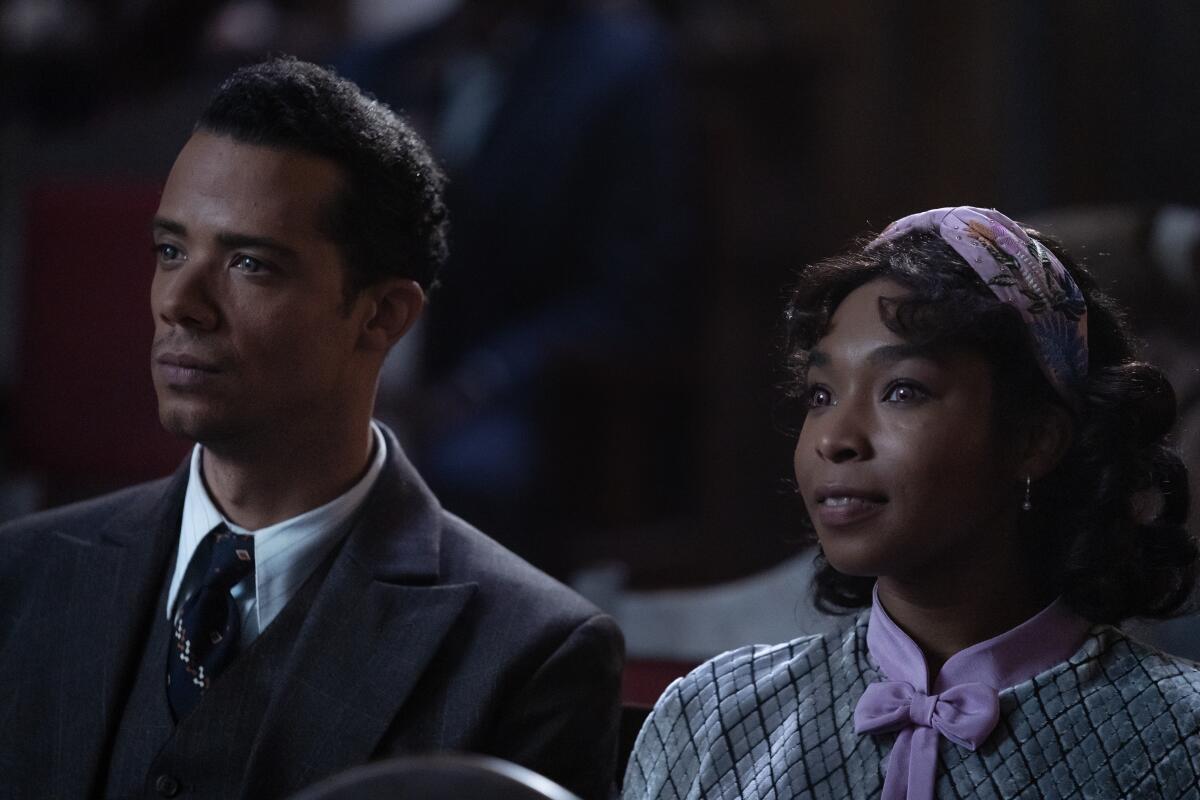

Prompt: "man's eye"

[807,386,833,408]
[155,243,182,262]
[231,254,267,273]
[883,381,928,403]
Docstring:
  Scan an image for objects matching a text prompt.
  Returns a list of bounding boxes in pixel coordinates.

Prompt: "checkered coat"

[625,612,1200,799]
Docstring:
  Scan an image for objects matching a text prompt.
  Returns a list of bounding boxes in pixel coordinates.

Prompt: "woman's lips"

[812,490,887,528]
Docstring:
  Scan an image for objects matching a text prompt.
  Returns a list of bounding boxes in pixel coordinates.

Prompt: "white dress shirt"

[166,422,387,647]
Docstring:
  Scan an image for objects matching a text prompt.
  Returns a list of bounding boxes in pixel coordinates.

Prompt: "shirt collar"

[167,422,388,632]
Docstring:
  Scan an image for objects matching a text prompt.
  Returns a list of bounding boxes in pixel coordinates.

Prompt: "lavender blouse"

[854,589,1091,800]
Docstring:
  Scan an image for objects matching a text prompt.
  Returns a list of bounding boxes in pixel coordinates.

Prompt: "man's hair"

[783,228,1197,625]
[196,55,448,295]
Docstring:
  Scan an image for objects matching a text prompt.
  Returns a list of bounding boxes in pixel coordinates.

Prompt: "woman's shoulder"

[1018,625,1200,795]
[1020,624,1200,737]
[670,615,866,705]
[1098,626,1200,705]
[623,617,870,797]
[1082,625,1200,681]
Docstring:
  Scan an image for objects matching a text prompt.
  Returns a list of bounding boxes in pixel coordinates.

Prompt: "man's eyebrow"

[151,218,298,259]
[152,217,186,236]
[214,232,298,258]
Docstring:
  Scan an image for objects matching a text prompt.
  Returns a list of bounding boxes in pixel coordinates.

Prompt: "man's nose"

[153,262,219,331]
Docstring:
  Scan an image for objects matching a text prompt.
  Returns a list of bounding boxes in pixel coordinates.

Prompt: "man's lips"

[154,352,226,387]
[155,353,222,372]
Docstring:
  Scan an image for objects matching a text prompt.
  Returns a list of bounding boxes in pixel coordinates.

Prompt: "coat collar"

[338,424,445,583]
[49,463,188,796]
[242,424,477,796]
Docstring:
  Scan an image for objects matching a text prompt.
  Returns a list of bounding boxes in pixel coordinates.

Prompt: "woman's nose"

[814,406,873,463]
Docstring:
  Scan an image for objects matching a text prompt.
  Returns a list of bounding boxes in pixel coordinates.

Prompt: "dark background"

[3,0,1199,590]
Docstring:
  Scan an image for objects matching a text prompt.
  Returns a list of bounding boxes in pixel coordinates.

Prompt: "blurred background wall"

[3,0,1200,610]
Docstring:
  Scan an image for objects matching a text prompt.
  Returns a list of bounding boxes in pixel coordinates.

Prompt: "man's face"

[150,132,363,447]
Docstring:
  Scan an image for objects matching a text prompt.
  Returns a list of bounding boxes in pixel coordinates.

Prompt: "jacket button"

[155,774,180,797]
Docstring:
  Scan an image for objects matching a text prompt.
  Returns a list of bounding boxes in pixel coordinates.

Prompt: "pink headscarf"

[872,206,1089,406]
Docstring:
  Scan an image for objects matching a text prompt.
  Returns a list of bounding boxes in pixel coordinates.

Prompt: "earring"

[1022,476,1033,512]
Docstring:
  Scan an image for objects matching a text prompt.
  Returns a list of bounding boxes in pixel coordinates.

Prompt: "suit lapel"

[49,467,187,795]
[243,429,477,797]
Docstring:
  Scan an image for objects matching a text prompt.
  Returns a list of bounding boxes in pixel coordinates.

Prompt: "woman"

[624,207,1200,799]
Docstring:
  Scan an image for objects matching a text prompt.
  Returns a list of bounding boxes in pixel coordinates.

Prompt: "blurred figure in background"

[1029,204,1200,659]
[338,0,696,576]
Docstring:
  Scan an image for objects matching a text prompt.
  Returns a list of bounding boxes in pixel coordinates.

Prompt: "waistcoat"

[103,549,334,799]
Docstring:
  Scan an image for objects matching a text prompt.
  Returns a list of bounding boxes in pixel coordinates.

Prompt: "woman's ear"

[357,278,425,352]
[1020,403,1074,480]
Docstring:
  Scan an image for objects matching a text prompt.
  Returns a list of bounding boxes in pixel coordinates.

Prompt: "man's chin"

[157,405,242,446]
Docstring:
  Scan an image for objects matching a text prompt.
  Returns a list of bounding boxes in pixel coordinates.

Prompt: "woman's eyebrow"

[807,343,937,370]
[866,342,938,366]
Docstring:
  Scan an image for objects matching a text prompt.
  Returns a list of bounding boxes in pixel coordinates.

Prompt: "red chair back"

[11,180,189,497]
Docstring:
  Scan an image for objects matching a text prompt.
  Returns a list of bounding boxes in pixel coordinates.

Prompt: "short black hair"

[196,55,448,294]
[783,227,1197,625]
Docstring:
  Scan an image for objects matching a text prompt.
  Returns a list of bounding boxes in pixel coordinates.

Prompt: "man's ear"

[357,278,425,352]
[1019,402,1074,480]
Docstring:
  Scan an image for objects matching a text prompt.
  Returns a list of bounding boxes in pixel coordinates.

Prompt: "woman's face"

[794,278,1022,583]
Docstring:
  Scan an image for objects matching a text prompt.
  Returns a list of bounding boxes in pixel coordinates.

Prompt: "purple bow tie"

[854,680,1000,748]
[857,587,1091,800]
[854,680,999,800]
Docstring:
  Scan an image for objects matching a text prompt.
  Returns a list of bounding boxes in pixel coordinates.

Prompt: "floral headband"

[871,206,1089,406]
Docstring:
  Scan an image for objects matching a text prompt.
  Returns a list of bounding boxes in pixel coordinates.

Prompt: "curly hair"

[196,55,449,296]
[782,228,1196,625]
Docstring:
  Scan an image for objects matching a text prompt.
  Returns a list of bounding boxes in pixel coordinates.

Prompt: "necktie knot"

[201,529,255,590]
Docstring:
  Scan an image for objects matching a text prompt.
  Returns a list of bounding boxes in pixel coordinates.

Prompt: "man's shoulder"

[436,511,606,625]
[432,513,626,667]
[0,476,176,547]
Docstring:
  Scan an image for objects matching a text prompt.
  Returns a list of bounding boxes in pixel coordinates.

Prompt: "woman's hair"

[783,228,1197,624]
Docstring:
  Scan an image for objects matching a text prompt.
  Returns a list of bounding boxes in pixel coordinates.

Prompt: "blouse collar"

[867,584,1091,694]
[855,584,1091,800]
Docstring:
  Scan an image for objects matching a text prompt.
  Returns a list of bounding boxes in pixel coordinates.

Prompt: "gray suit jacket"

[0,428,623,799]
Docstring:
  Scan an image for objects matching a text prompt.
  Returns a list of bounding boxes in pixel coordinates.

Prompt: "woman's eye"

[883,382,928,403]
[807,386,833,408]
[232,254,267,273]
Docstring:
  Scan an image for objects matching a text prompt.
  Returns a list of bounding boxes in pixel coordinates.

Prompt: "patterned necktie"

[167,526,255,720]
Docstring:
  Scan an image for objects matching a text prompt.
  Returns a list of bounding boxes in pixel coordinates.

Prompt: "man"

[0,57,623,799]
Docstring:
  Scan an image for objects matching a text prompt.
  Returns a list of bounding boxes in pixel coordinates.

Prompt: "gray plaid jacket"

[625,612,1200,799]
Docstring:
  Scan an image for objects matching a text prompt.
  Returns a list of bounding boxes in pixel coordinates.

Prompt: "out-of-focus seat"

[286,754,582,800]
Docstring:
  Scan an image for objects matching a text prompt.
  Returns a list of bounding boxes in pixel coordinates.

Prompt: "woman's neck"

[876,566,1055,679]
